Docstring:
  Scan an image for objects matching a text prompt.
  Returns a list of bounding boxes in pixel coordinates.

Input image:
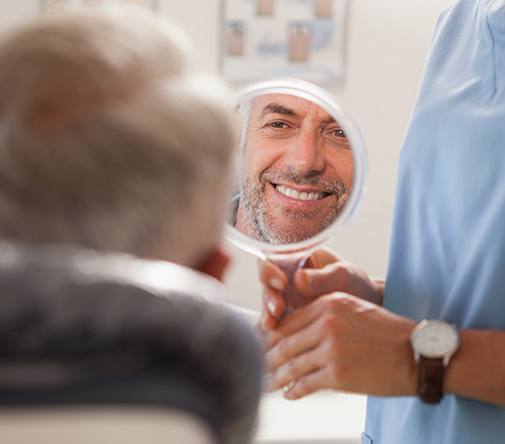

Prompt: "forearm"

[444,329,505,406]
[369,283,505,406]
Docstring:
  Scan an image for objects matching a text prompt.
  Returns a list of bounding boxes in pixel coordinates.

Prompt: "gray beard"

[239,168,349,244]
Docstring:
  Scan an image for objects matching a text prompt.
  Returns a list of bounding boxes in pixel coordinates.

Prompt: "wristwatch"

[410,319,460,404]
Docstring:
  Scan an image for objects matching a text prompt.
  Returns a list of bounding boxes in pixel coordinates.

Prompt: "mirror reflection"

[231,93,354,245]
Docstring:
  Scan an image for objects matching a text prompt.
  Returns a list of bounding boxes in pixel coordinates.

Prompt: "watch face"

[411,320,459,359]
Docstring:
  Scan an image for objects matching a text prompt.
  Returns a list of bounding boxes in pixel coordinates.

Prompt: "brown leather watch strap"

[417,356,445,404]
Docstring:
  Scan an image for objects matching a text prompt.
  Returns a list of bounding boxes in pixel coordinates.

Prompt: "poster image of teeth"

[220,0,348,85]
[40,0,158,13]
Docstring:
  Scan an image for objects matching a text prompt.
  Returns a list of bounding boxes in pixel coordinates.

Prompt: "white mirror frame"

[225,77,367,258]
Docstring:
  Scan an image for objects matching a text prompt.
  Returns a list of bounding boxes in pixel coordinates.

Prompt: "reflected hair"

[0,7,235,266]
[237,101,250,154]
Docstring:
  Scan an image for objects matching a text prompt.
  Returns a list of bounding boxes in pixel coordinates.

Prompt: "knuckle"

[338,296,359,314]
[327,294,355,314]
[322,313,339,334]
[329,359,351,388]
[329,362,344,385]
[324,297,341,313]
[334,264,353,290]
[332,263,349,279]
[325,337,341,358]
[285,359,297,379]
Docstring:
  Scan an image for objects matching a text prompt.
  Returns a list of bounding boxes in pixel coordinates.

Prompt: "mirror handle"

[272,254,309,315]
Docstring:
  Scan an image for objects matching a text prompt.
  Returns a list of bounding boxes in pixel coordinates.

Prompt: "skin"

[235,94,354,244]
[196,246,230,283]
[259,250,505,406]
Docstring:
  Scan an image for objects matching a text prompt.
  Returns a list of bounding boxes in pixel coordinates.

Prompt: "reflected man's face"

[237,94,354,244]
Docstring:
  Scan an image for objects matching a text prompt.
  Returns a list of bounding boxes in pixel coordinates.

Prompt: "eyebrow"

[260,103,297,118]
[323,116,339,126]
[260,102,337,126]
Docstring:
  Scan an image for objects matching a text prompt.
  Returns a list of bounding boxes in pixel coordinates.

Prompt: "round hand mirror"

[226,78,366,311]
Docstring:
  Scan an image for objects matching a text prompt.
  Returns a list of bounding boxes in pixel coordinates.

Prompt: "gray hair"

[237,101,250,155]
[0,7,235,267]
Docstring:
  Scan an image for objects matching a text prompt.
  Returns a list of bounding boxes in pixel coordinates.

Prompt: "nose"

[283,127,325,175]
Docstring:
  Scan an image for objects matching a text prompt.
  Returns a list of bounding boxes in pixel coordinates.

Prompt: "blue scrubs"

[363,1,505,443]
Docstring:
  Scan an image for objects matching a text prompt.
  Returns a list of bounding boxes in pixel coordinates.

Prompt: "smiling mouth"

[273,183,331,201]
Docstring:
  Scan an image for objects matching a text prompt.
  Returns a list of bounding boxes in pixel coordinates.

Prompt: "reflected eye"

[258,119,296,138]
[327,127,346,139]
[323,125,351,149]
[268,120,290,129]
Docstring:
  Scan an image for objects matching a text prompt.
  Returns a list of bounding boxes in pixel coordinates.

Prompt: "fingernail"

[267,300,277,315]
[283,381,296,393]
[284,390,297,400]
[270,277,284,291]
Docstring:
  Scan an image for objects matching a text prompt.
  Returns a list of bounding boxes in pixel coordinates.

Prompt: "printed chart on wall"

[40,0,158,13]
[221,0,349,85]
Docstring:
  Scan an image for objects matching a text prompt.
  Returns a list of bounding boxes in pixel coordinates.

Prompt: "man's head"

[235,94,354,244]
[0,7,235,277]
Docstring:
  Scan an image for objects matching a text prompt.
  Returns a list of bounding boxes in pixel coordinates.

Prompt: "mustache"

[258,168,347,196]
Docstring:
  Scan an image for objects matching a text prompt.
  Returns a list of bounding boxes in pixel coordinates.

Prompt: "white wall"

[222,0,451,310]
[0,0,451,310]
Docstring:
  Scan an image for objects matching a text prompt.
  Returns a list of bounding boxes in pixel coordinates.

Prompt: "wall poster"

[221,0,349,85]
[40,0,158,13]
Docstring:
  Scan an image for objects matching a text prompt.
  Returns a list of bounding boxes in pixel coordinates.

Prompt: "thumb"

[304,248,342,269]
[295,261,349,299]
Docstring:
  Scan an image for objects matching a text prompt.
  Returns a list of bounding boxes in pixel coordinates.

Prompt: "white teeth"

[275,185,325,201]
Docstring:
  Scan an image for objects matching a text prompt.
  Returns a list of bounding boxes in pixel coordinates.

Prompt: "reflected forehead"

[251,94,335,123]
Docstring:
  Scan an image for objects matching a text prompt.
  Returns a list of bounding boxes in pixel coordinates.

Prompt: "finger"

[263,298,328,351]
[260,288,285,332]
[261,310,278,332]
[295,261,349,299]
[283,367,332,400]
[264,316,328,371]
[265,343,328,391]
[259,260,287,291]
[304,248,341,270]
[262,288,285,320]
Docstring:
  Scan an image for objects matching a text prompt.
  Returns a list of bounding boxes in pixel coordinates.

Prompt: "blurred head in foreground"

[0,6,235,278]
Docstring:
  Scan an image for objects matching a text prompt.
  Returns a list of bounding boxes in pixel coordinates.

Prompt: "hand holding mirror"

[226,78,366,313]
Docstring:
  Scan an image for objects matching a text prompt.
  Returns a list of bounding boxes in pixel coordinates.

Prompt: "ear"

[196,247,231,282]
